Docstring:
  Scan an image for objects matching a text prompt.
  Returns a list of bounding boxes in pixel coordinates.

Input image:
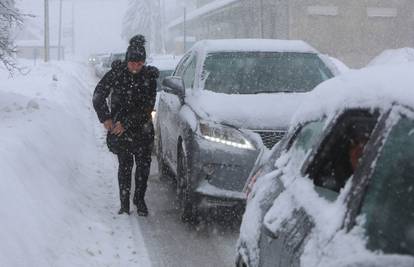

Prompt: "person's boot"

[136,199,148,216]
[118,197,130,215]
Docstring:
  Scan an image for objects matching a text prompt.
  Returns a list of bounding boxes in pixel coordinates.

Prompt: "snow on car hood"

[185,89,308,130]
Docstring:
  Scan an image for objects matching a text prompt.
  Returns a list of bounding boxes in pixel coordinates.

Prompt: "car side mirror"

[162,76,185,103]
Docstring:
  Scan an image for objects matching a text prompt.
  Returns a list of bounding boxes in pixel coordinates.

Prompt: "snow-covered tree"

[122,0,164,54]
[0,0,22,73]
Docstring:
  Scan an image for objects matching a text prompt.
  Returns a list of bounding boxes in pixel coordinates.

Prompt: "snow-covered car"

[236,63,414,267]
[155,39,337,222]
[368,47,414,67]
[94,52,125,78]
[146,55,182,124]
[88,53,109,66]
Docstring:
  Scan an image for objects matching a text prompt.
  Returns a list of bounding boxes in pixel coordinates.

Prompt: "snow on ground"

[0,61,150,266]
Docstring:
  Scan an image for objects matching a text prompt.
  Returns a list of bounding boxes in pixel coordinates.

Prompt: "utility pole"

[183,7,187,53]
[71,2,75,55]
[58,0,63,60]
[161,0,166,53]
[44,0,50,62]
[259,0,264,38]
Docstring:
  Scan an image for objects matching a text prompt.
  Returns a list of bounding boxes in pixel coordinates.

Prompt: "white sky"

[16,0,129,60]
[14,0,191,60]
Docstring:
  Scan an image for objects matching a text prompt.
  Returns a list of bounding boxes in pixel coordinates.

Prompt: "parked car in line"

[94,52,125,78]
[88,53,109,66]
[146,54,182,123]
[156,39,338,222]
[236,63,414,267]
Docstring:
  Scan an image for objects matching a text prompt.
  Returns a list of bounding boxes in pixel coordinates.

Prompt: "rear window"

[202,52,333,94]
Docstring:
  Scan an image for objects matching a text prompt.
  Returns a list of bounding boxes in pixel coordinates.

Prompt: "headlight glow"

[199,121,255,150]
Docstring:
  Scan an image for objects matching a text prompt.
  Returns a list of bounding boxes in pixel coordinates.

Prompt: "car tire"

[177,142,198,224]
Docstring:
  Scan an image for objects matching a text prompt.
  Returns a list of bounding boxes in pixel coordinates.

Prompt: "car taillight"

[246,169,263,199]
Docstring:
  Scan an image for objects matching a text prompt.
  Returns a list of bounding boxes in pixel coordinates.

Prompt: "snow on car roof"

[191,39,318,54]
[368,47,414,66]
[291,62,414,126]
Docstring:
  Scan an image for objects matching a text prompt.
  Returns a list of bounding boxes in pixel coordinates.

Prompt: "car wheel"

[177,142,198,223]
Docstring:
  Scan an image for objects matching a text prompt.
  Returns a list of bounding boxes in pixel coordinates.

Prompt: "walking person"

[93,35,159,216]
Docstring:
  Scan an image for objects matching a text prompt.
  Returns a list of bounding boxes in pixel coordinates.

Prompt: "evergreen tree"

[122,0,164,54]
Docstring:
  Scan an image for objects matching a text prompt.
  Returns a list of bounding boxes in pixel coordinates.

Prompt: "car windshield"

[361,116,414,256]
[201,52,333,94]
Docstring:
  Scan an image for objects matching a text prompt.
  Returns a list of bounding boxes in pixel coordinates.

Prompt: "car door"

[259,119,327,267]
[158,54,191,168]
[260,109,381,267]
[345,107,414,256]
[160,52,197,173]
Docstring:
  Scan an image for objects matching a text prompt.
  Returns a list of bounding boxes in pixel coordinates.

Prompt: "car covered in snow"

[155,39,337,222]
[146,54,182,123]
[94,52,125,78]
[236,63,414,267]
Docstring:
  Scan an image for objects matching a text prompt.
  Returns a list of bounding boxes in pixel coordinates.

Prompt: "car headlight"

[198,121,255,150]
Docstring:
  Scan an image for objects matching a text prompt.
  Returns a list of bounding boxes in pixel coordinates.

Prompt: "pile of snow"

[0,61,150,266]
[368,47,414,66]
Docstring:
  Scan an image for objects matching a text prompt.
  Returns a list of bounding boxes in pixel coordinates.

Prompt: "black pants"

[117,144,152,208]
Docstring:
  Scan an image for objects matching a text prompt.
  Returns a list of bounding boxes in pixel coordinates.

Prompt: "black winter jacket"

[93,60,159,154]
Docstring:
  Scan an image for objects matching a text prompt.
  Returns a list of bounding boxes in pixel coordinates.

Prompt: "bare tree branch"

[0,0,24,75]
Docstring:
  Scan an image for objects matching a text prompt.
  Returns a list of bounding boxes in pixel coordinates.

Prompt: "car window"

[284,119,326,171]
[306,110,379,199]
[182,56,196,89]
[360,116,414,256]
[174,54,191,76]
[201,52,333,94]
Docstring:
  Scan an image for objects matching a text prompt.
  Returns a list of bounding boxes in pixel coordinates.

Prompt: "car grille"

[253,130,286,149]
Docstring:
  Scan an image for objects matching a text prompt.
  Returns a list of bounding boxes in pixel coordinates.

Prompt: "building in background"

[166,0,414,67]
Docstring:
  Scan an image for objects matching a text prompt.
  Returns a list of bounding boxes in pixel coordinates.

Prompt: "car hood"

[185,90,308,130]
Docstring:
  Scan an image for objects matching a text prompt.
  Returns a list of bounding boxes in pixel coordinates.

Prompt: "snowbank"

[0,61,150,266]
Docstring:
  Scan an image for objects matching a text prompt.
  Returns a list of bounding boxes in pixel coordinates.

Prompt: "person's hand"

[103,119,113,131]
[111,121,125,136]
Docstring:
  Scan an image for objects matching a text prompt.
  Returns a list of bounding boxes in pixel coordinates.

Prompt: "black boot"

[118,206,130,215]
[136,199,148,216]
[118,197,130,215]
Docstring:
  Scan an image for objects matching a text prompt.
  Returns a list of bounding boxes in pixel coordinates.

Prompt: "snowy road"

[0,62,240,266]
[136,158,240,267]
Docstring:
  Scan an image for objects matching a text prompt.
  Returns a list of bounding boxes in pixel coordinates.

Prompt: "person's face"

[349,138,368,171]
[127,61,145,74]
